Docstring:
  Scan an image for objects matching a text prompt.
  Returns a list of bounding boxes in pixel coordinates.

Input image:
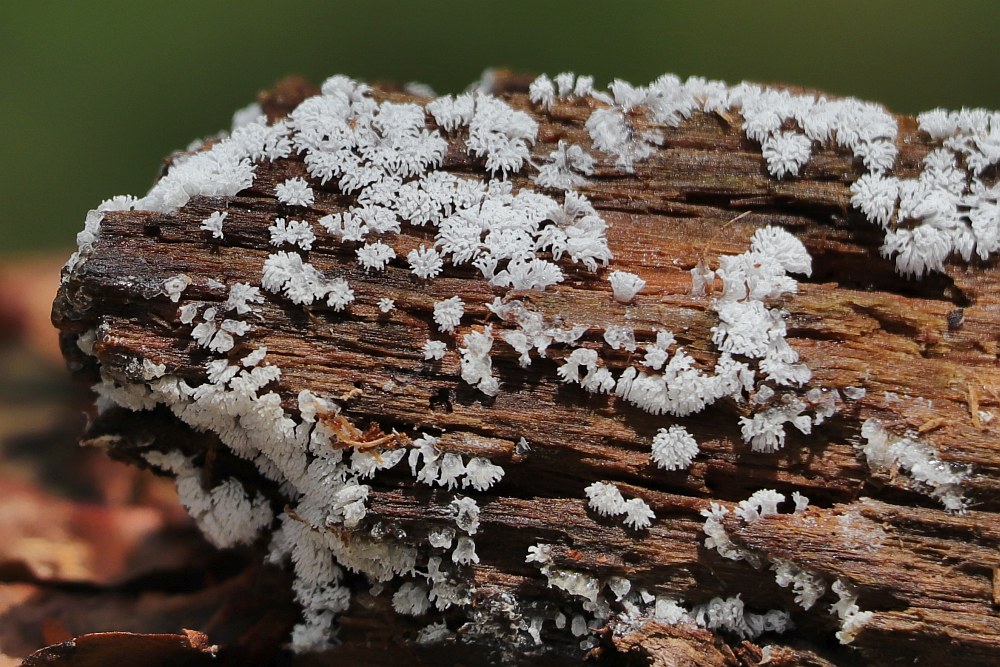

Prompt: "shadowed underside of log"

[52,73,1000,665]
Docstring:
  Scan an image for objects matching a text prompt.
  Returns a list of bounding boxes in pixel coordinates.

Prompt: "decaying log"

[52,71,1000,665]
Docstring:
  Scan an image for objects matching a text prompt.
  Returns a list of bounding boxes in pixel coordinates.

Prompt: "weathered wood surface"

[52,74,1000,665]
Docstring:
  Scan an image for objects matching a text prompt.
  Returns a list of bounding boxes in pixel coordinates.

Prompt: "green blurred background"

[3,0,1000,256]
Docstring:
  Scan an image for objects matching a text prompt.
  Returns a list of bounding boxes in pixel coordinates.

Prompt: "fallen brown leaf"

[19,629,216,667]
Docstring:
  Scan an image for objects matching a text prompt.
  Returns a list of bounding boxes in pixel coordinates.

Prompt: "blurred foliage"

[2,0,999,254]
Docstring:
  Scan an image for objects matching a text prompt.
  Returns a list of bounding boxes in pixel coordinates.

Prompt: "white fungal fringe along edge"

[526,542,793,643]
[700,489,877,645]
[64,69,952,654]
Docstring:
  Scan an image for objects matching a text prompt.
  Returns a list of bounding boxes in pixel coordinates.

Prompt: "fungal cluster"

[853,109,1000,277]
[62,69,981,657]
[700,489,873,644]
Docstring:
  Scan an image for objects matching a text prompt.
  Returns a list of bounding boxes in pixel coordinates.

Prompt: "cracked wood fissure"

[53,75,1000,665]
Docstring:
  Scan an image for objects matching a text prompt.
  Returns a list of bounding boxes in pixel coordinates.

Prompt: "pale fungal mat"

[143,449,273,549]
[66,68,980,654]
[860,418,969,511]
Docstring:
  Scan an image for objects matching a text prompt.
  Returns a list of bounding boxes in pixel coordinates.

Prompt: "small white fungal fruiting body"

[622,497,655,530]
[860,419,968,512]
[269,218,316,250]
[261,251,354,309]
[451,536,479,565]
[275,177,315,207]
[433,296,465,333]
[459,326,498,396]
[407,245,444,280]
[450,496,480,535]
[357,241,396,272]
[534,140,595,190]
[734,488,786,523]
[585,481,625,516]
[393,582,431,616]
[162,274,191,302]
[528,74,555,110]
[831,579,874,645]
[463,457,504,492]
[225,282,264,315]
[608,270,646,303]
[200,211,228,239]
[422,339,447,361]
[651,425,699,471]
[585,482,655,529]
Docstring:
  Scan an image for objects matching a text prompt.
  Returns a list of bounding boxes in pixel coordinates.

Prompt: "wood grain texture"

[52,73,1000,665]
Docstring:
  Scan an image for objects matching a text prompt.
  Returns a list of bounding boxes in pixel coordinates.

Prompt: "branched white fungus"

[603,325,637,352]
[760,131,812,179]
[276,177,315,207]
[393,582,431,616]
[450,496,480,535]
[622,498,655,530]
[269,218,316,250]
[459,326,498,396]
[433,296,465,333]
[452,536,480,565]
[142,359,166,381]
[200,211,228,239]
[651,425,699,471]
[144,449,273,549]
[356,241,396,272]
[691,595,791,640]
[407,245,444,280]
[528,74,556,110]
[225,282,264,314]
[831,579,873,645]
[608,270,646,303]
[525,543,552,564]
[790,491,809,513]
[422,339,447,361]
[700,502,753,563]
[771,559,826,610]
[534,140,595,190]
[262,251,354,309]
[735,489,786,523]
[463,457,505,492]
[585,481,626,517]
